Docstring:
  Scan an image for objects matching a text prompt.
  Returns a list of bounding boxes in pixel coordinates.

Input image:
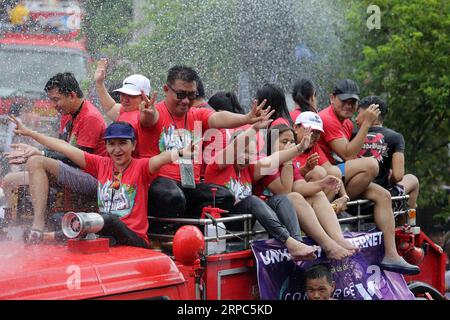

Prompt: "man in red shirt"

[3,73,107,243]
[317,79,419,275]
[94,58,154,158]
[139,66,270,224]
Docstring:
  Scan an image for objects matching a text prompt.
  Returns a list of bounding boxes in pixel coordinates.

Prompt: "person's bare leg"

[287,192,351,260]
[305,165,327,182]
[26,156,60,231]
[363,183,399,260]
[2,171,29,208]
[343,158,379,199]
[306,191,358,253]
[397,174,419,209]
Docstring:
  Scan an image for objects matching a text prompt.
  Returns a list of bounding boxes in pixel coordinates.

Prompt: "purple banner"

[251,231,415,300]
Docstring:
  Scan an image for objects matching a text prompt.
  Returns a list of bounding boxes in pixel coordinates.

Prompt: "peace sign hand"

[139,90,158,116]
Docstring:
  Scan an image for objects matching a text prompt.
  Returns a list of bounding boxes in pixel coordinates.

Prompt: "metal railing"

[148,195,411,255]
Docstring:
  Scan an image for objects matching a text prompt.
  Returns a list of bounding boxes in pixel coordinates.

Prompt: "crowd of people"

[1,60,424,278]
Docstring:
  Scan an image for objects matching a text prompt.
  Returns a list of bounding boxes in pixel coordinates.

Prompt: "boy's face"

[306,276,335,300]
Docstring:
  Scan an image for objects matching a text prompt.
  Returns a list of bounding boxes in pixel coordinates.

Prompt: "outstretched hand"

[8,115,32,137]
[252,104,275,130]
[246,99,272,125]
[320,175,341,195]
[4,143,41,164]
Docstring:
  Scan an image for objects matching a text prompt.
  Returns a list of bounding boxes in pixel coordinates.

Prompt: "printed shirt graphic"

[204,162,254,203]
[140,101,214,182]
[59,100,107,156]
[356,126,405,188]
[83,153,153,244]
[97,180,136,217]
[318,105,353,164]
[358,132,388,162]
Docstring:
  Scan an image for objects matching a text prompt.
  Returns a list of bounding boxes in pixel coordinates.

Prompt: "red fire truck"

[0,196,446,300]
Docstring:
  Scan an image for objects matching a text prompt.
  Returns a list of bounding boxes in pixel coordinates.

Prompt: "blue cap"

[104,122,135,140]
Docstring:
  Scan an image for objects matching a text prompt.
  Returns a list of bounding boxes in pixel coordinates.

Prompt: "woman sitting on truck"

[204,104,319,261]
[256,123,358,259]
[9,118,193,248]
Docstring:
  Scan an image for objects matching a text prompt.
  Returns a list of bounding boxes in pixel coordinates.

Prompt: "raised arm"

[8,116,86,169]
[213,106,274,171]
[148,139,198,174]
[208,99,268,129]
[94,59,121,121]
[254,128,312,181]
[139,90,159,128]
[330,104,381,160]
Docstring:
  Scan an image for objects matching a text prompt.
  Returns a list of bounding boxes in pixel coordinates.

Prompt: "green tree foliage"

[81,0,134,55]
[345,0,450,210]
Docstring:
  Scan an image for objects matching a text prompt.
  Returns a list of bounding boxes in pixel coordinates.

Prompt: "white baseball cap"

[113,74,151,96]
[295,111,324,133]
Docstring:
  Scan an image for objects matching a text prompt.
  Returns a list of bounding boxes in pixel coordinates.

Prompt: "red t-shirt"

[204,163,254,203]
[60,100,107,156]
[290,109,302,123]
[117,108,150,159]
[294,143,329,168]
[140,101,214,182]
[318,105,353,164]
[253,163,303,197]
[84,153,152,245]
[201,128,230,179]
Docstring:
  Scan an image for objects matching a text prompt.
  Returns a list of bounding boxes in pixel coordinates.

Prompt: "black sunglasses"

[167,83,198,100]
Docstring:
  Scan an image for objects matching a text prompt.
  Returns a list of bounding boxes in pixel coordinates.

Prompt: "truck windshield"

[0,46,87,96]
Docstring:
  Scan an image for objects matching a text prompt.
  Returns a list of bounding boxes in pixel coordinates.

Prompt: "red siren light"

[173,225,205,266]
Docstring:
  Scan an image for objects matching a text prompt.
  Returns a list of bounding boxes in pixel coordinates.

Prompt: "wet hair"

[359,96,388,121]
[256,83,293,126]
[196,77,205,99]
[44,72,83,98]
[292,78,316,113]
[167,65,199,86]
[304,263,333,284]
[265,124,296,156]
[208,91,245,114]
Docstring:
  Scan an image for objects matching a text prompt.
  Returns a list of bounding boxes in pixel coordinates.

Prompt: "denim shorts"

[57,161,98,195]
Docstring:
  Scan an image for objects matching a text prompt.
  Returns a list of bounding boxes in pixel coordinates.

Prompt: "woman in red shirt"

[205,115,319,261]
[260,124,358,259]
[10,118,192,247]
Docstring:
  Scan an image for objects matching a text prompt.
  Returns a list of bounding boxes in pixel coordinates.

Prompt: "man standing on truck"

[3,72,106,244]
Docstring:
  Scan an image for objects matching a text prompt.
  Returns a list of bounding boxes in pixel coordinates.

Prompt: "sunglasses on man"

[167,83,198,100]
